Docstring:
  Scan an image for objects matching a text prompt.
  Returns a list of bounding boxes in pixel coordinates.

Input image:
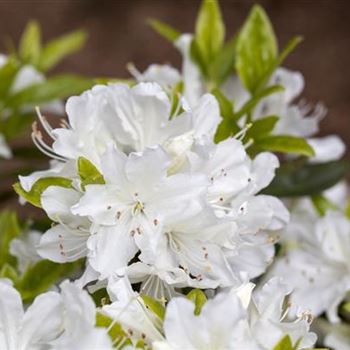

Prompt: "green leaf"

[141,294,166,320]
[209,35,237,85]
[0,263,19,281]
[19,20,41,64]
[78,157,105,190]
[211,88,240,143]
[311,194,338,216]
[195,0,225,66]
[38,30,87,71]
[262,160,350,197]
[273,335,293,350]
[13,177,73,208]
[6,74,95,108]
[15,259,77,301]
[253,36,303,93]
[0,58,20,99]
[187,289,207,315]
[190,38,208,78]
[211,88,234,119]
[254,135,315,157]
[96,312,127,344]
[148,19,181,42]
[236,5,277,93]
[234,84,284,121]
[0,211,22,266]
[245,115,279,140]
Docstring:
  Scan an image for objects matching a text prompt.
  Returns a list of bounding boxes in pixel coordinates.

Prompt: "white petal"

[21,291,62,348]
[308,135,346,163]
[87,226,138,279]
[0,280,23,350]
[38,224,88,263]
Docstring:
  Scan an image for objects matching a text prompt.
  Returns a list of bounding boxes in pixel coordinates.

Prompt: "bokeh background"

[0,0,349,215]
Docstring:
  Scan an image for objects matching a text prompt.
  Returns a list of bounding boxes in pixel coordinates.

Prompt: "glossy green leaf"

[0,211,21,266]
[195,0,225,66]
[273,335,293,350]
[262,160,350,197]
[148,19,181,42]
[15,259,77,302]
[19,20,41,64]
[254,36,303,93]
[245,115,279,140]
[187,289,207,315]
[236,5,277,93]
[6,74,94,107]
[254,135,315,157]
[311,194,338,216]
[141,294,166,320]
[38,30,87,71]
[78,157,105,190]
[13,177,73,208]
[212,88,240,143]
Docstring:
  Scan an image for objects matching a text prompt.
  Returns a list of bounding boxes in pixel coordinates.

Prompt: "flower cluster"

[1,1,349,349]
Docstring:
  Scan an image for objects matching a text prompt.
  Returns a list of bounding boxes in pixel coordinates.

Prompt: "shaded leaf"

[262,160,350,197]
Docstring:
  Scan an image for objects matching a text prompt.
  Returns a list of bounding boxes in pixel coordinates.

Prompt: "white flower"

[70,145,208,279]
[0,278,113,350]
[308,135,346,163]
[37,186,90,263]
[9,230,41,273]
[50,280,112,350]
[0,278,63,350]
[270,206,350,323]
[152,289,257,350]
[249,278,317,349]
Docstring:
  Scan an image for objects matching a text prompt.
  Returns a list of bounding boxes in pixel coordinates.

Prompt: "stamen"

[35,106,56,140]
[234,123,252,141]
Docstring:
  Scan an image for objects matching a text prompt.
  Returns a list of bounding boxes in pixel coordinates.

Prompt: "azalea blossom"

[152,278,316,350]
[269,200,350,323]
[0,279,111,350]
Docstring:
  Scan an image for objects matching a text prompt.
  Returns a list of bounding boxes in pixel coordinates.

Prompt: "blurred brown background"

[0,0,349,217]
[0,0,349,149]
